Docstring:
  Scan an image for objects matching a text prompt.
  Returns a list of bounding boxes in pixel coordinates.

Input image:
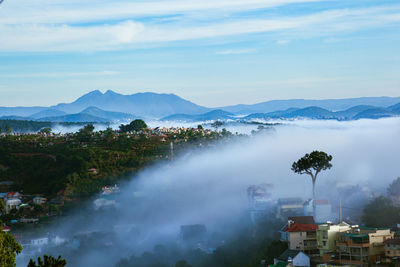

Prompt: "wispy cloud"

[1,2,400,52]
[216,49,257,55]
[0,0,324,24]
[0,71,120,78]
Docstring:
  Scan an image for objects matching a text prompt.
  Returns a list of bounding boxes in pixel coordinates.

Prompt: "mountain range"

[0,90,399,123]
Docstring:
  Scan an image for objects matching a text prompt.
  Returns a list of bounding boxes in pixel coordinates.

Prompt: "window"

[323,241,327,246]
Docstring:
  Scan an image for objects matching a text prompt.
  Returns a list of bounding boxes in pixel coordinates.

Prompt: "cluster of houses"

[246,185,400,266]
[0,191,49,221]
[271,216,399,267]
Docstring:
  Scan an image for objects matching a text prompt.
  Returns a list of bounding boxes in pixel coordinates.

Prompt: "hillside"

[162,109,234,121]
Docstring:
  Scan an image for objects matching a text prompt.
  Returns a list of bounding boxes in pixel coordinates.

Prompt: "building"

[274,249,310,267]
[88,168,98,174]
[280,216,318,255]
[5,198,21,213]
[330,227,394,266]
[33,196,47,205]
[248,184,273,224]
[303,199,334,223]
[383,238,400,265]
[277,198,304,218]
[286,223,319,255]
[317,221,351,256]
[4,192,21,201]
[280,216,315,243]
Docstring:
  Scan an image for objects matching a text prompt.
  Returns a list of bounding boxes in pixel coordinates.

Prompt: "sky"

[0,0,400,107]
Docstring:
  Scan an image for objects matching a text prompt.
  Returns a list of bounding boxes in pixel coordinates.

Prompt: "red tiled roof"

[287,222,318,232]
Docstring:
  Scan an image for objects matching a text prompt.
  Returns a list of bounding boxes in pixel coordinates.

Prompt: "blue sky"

[0,0,399,107]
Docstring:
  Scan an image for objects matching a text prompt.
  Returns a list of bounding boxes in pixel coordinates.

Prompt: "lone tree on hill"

[119,119,147,133]
[291,150,333,199]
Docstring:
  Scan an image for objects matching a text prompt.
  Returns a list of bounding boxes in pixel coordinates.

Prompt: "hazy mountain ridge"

[168,104,400,122]
[52,90,209,118]
[0,90,399,122]
[219,96,400,114]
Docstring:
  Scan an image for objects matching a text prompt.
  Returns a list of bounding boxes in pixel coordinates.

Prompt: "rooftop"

[287,222,318,232]
[277,249,304,261]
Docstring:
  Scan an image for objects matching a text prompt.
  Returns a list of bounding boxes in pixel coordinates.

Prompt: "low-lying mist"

[17,118,400,266]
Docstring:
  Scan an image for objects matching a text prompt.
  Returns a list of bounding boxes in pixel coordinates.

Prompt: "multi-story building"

[317,221,351,256]
[383,238,400,265]
[285,221,319,255]
[277,198,304,218]
[333,227,394,266]
[280,216,315,243]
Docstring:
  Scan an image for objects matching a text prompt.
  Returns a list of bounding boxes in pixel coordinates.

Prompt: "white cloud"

[0,0,324,24]
[1,4,400,52]
[276,40,290,45]
[216,49,257,55]
[0,71,120,78]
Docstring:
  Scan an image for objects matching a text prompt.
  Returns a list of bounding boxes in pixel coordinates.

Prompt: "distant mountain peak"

[105,89,119,95]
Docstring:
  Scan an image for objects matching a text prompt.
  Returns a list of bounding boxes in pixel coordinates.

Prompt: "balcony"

[336,240,370,248]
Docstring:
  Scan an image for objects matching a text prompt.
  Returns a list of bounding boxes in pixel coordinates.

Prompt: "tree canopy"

[388,177,400,197]
[362,196,400,228]
[28,255,67,267]
[119,119,148,133]
[291,150,333,199]
[0,231,23,267]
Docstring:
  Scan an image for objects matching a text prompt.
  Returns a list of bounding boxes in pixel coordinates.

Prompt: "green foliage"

[175,260,192,267]
[362,196,400,228]
[291,150,333,198]
[0,200,5,214]
[5,125,11,135]
[211,121,223,130]
[119,119,148,133]
[197,125,203,130]
[39,128,52,135]
[0,231,23,267]
[28,255,67,267]
[0,120,98,134]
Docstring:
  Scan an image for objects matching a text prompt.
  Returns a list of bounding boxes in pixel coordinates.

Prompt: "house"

[33,196,47,205]
[383,238,400,264]
[5,198,21,213]
[317,221,351,256]
[1,226,10,232]
[329,227,394,266]
[274,249,310,267]
[4,192,21,200]
[31,237,49,247]
[286,222,319,255]
[280,216,315,243]
[88,168,98,174]
[248,184,273,224]
[277,198,304,218]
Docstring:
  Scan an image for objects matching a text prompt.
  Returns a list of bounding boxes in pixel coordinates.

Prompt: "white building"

[275,249,310,267]
[5,198,21,213]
